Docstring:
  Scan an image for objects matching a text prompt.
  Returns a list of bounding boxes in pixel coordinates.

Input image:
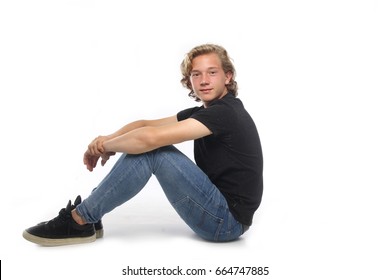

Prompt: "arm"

[83,115,211,171]
[103,117,211,154]
[105,116,179,139]
[84,115,179,171]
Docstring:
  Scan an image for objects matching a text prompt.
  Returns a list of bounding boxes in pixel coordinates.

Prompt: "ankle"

[71,209,86,225]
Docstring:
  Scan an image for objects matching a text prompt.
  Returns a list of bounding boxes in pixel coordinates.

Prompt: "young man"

[23,44,263,246]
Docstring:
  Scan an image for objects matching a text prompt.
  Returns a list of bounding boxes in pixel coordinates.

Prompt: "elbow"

[135,127,161,152]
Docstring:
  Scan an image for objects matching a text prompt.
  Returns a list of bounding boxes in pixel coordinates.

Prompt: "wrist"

[102,139,113,153]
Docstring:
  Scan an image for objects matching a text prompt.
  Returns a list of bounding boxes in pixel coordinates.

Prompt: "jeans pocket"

[173,196,223,241]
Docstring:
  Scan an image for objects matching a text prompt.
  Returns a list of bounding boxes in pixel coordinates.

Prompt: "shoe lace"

[47,201,72,225]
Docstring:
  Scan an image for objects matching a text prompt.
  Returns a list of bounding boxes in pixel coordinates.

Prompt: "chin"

[200,97,214,103]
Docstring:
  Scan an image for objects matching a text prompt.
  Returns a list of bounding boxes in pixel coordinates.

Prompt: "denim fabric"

[76,145,244,242]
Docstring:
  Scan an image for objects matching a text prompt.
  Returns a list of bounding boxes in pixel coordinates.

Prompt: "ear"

[225,71,233,85]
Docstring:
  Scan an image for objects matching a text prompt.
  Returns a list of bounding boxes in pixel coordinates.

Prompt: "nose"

[200,74,209,86]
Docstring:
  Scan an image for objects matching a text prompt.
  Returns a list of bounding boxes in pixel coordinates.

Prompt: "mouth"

[200,88,213,93]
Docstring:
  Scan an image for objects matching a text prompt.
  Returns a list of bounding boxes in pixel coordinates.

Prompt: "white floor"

[6,180,272,280]
[2,171,389,280]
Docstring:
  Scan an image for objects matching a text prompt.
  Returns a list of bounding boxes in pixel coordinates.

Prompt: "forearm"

[103,127,157,154]
[107,116,177,139]
[100,115,178,154]
[84,116,177,171]
[106,120,148,139]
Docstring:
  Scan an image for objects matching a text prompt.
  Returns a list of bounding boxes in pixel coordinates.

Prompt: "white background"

[1,0,389,279]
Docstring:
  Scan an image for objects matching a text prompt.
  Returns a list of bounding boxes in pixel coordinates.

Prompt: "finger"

[85,159,93,171]
[98,144,105,154]
[90,145,100,156]
[101,153,110,166]
[95,142,104,155]
[87,144,95,156]
[93,156,99,167]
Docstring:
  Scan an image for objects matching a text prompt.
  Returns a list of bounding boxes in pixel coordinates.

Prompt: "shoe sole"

[23,230,96,246]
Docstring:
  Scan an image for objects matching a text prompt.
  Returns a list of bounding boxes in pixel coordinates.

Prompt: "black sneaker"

[94,219,104,239]
[30,197,104,239]
[23,195,96,246]
[32,221,104,239]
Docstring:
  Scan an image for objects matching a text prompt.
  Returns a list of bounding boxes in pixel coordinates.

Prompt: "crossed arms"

[83,116,211,171]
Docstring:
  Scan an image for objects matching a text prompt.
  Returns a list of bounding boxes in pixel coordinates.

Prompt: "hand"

[87,135,109,156]
[83,135,115,172]
[83,151,116,172]
[83,151,100,172]
[100,151,116,167]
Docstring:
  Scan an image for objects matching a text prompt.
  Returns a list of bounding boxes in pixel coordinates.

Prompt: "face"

[190,53,232,107]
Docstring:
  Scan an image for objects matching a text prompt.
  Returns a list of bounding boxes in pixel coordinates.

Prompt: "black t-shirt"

[177,93,263,226]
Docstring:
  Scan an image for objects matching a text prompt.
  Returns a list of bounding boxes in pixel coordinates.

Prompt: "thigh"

[152,146,223,211]
[152,146,243,241]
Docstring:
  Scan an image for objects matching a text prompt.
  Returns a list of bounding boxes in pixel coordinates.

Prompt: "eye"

[190,72,200,77]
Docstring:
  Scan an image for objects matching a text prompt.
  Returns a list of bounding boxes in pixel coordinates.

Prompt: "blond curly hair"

[180,44,238,101]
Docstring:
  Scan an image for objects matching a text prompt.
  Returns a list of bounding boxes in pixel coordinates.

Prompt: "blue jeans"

[76,145,244,242]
